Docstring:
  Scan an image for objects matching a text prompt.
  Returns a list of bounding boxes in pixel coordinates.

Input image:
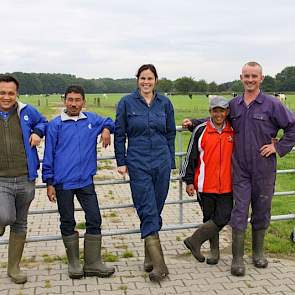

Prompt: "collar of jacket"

[15,101,27,117]
[207,119,233,133]
[238,90,265,105]
[61,110,87,121]
[133,88,162,102]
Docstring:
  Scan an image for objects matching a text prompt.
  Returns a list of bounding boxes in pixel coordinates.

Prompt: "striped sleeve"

[180,122,206,184]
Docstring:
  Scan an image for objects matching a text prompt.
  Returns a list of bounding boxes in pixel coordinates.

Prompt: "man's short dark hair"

[0,74,20,91]
[65,85,85,100]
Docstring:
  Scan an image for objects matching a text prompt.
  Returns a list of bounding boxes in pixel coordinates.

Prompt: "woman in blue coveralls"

[114,64,176,282]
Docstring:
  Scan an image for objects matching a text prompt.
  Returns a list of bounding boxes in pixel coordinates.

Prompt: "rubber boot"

[206,233,220,265]
[144,240,153,272]
[0,226,5,236]
[83,234,115,277]
[145,234,168,282]
[7,232,27,284]
[252,229,268,268]
[62,233,84,279]
[184,220,219,262]
[231,230,245,276]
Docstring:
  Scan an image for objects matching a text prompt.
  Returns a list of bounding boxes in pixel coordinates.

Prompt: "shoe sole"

[230,268,245,276]
[149,272,168,282]
[84,270,115,278]
[253,260,268,268]
[206,258,219,265]
[8,274,27,284]
[69,273,84,279]
[183,239,205,262]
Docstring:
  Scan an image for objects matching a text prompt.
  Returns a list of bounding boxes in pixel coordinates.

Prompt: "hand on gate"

[186,184,195,197]
[182,118,192,129]
[117,165,128,178]
[47,185,57,203]
[100,128,111,148]
[29,133,42,147]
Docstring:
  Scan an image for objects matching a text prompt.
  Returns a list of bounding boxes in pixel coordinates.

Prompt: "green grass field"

[20,92,295,256]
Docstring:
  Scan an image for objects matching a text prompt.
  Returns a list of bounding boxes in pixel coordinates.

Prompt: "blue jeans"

[55,183,102,236]
[0,176,35,233]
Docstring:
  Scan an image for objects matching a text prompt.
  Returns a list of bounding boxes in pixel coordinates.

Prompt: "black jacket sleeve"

[188,118,208,132]
[180,125,204,185]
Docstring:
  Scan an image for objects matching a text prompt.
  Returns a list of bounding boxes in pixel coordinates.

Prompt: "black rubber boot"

[0,226,5,237]
[7,232,27,284]
[144,240,153,272]
[206,233,220,265]
[145,234,168,282]
[252,229,268,268]
[184,220,219,262]
[231,230,245,276]
[62,233,84,279]
[83,234,115,277]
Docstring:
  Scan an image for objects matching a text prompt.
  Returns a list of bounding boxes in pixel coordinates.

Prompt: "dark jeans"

[199,192,233,228]
[0,176,35,233]
[55,183,101,236]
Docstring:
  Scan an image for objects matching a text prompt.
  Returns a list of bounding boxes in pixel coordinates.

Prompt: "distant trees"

[261,75,276,92]
[2,66,294,94]
[275,67,295,91]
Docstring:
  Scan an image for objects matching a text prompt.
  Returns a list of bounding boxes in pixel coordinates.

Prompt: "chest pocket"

[150,111,166,132]
[252,113,267,121]
[127,111,146,131]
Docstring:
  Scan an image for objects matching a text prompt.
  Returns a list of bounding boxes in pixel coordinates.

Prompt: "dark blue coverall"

[229,92,295,231]
[114,89,176,238]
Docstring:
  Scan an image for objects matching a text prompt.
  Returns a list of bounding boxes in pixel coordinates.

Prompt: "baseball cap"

[209,96,229,109]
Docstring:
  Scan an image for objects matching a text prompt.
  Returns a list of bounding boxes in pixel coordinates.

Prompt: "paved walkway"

[0,145,295,294]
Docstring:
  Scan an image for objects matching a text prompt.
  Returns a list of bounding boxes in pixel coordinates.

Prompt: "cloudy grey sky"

[1,0,294,83]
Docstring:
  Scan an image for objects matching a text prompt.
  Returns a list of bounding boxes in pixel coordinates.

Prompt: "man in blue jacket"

[42,85,115,279]
[0,74,47,284]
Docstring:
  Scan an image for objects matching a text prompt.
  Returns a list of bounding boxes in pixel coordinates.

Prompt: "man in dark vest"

[0,75,47,284]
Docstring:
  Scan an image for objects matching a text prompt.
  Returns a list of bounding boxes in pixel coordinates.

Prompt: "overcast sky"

[1,0,294,83]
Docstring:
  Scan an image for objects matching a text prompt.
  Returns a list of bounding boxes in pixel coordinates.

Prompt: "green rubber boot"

[145,234,168,282]
[7,232,27,284]
[231,230,245,276]
[184,220,219,262]
[83,234,115,277]
[62,233,84,279]
[252,229,268,268]
[144,240,153,272]
[206,233,220,265]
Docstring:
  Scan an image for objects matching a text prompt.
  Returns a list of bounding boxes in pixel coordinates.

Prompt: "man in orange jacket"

[180,96,234,265]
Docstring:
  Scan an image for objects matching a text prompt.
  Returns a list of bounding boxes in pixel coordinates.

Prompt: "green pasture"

[20,93,295,256]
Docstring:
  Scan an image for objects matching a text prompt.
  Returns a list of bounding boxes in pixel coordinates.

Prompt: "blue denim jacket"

[114,89,176,169]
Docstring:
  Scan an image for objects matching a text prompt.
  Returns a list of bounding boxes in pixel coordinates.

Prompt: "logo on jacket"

[228,135,233,142]
[88,124,92,129]
[24,115,29,121]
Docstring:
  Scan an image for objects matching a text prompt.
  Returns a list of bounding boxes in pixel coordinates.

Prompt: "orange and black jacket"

[180,120,234,194]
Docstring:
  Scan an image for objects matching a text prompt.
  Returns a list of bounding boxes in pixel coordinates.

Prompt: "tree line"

[3,66,295,95]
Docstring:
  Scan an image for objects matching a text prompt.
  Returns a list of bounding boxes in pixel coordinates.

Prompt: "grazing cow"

[274,92,287,103]
[232,92,238,97]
